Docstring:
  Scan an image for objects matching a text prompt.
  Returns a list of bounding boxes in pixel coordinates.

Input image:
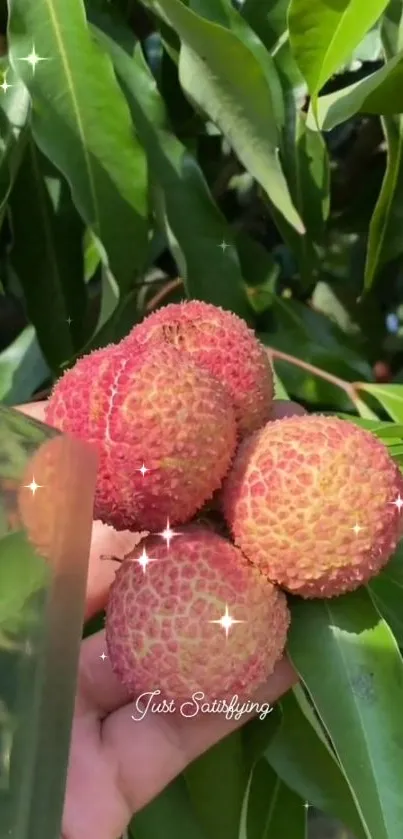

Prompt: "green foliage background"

[2,0,403,838]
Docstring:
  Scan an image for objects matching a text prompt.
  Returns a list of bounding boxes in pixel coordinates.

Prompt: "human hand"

[17,399,302,839]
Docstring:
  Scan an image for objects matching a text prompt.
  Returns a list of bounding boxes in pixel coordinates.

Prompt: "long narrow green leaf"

[7,0,148,292]
[94,26,251,317]
[245,759,307,839]
[288,590,403,839]
[288,0,389,101]
[0,65,30,226]
[364,1,403,290]
[9,138,88,370]
[264,691,367,839]
[145,0,304,233]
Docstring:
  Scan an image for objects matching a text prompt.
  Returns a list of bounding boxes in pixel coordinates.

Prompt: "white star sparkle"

[158,518,181,549]
[136,547,158,574]
[66,316,73,326]
[100,652,107,661]
[218,240,230,253]
[23,477,43,495]
[352,522,364,536]
[137,463,148,477]
[0,78,12,93]
[391,494,403,512]
[18,45,49,74]
[304,802,310,811]
[209,604,244,638]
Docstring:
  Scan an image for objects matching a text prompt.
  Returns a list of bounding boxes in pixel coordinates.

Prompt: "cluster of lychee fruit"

[44,301,403,703]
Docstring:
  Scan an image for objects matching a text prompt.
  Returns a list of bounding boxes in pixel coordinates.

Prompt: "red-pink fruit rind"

[105,525,290,702]
[122,300,273,438]
[45,343,237,532]
[222,415,403,598]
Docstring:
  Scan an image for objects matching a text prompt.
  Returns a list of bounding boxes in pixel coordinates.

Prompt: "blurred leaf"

[358,384,403,421]
[94,28,251,318]
[365,3,403,291]
[241,0,288,54]
[245,759,307,839]
[185,733,246,839]
[260,299,372,410]
[0,326,49,405]
[275,111,330,289]
[288,0,389,102]
[8,0,148,292]
[147,0,304,233]
[264,691,367,839]
[0,531,48,637]
[288,590,403,839]
[370,542,403,646]
[9,138,88,370]
[0,65,30,227]
[312,51,403,131]
[130,775,208,839]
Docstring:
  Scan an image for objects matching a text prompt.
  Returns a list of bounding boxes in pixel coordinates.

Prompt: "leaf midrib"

[44,0,100,230]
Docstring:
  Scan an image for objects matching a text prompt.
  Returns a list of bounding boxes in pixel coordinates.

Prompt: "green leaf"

[288,0,390,101]
[241,0,289,54]
[0,327,49,405]
[94,28,251,318]
[288,591,403,839]
[9,138,88,370]
[0,531,49,637]
[357,384,403,422]
[370,542,403,647]
[0,65,30,227]
[8,0,148,292]
[311,50,403,132]
[130,775,208,839]
[245,759,307,839]
[185,733,246,839]
[264,691,367,839]
[274,111,330,289]
[147,0,304,233]
[364,3,403,291]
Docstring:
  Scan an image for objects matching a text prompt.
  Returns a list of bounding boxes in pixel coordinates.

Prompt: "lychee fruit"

[105,525,290,701]
[222,415,403,598]
[122,301,273,438]
[18,433,97,561]
[45,342,237,532]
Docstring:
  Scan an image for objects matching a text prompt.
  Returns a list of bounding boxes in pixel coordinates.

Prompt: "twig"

[146,278,183,312]
[265,346,359,403]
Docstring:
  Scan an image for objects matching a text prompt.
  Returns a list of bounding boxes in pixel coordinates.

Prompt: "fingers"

[84,524,145,621]
[101,656,297,814]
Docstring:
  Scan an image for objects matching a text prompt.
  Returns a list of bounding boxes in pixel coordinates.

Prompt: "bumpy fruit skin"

[106,526,290,702]
[122,301,273,438]
[222,415,403,598]
[45,343,237,532]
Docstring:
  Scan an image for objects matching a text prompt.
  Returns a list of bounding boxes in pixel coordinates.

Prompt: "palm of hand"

[18,401,298,839]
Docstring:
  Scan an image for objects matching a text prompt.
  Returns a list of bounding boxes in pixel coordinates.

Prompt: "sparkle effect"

[218,240,230,253]
[100,653,107,661]
[23,477,43,495]
[17,45,49,74]
[391,494,403,513]
[0,77,12,93]
[136,547,158,574]
[158,518,181,549]
[137,464,148,477]
[209,604,244,638]
[66,316,73,326]
[351,523,364,536]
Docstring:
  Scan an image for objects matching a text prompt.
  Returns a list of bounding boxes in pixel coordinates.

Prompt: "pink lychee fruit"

[222,415,403,598]
[105,525,290,702]
[122,301,273,438]
[45,342,237,532]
